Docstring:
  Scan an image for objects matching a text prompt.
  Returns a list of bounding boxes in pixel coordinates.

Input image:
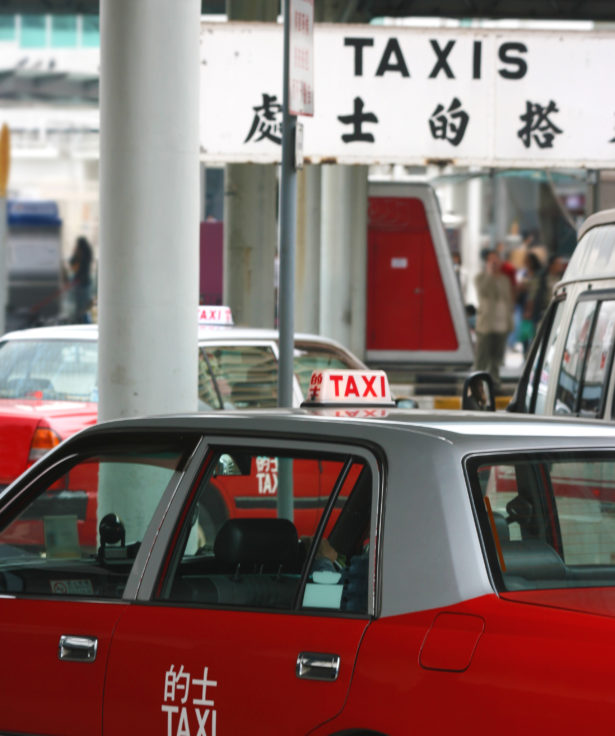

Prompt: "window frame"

[509,295,565,415]
[466,449,615,593]
[145,435,383,618]
[0,431,205,602]
[555,290,615,418]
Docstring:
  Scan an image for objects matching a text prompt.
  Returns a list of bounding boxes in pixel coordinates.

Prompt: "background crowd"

[471,237,568,384]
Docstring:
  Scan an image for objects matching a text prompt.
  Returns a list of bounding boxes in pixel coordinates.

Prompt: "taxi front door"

[0,598,124,735]
[103,605,369,735]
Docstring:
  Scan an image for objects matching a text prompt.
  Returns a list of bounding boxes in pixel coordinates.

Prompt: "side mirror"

[462,371,495,412]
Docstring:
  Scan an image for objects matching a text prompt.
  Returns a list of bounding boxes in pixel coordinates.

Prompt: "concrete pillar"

[224,0,278,328]
[98,0,200,422]
[315,0,368,359]
[348,166,368,358]
[295,164,321,333]
[223,164,277,327]
[320,165,367,356]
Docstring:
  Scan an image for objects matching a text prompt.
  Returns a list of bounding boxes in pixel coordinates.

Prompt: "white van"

[502,208,615,418]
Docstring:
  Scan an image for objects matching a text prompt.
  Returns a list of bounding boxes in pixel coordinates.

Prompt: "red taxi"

[1,369,615,734]
[0,311,367,546]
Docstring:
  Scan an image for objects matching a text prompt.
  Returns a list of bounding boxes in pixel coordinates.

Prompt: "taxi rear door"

[102,437,378,735]
[103,606,369,735]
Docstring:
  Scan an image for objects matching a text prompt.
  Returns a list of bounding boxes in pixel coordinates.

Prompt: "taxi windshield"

[471,452,615,592]
[0,339,98,402]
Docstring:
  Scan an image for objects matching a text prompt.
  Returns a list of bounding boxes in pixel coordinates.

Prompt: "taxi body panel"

[313,593,615,735]
[2,403,615,734]
[104,607,370,735]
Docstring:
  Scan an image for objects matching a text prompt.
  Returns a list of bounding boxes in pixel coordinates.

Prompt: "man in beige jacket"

[473,249,514,385]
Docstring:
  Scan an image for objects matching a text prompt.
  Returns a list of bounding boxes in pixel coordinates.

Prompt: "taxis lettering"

[344,36,528,80]
[162,664,218,736]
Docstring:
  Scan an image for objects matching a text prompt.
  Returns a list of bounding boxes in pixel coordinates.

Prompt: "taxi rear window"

[293,343,362,396]
[469,452,615,592]
[198,345,278,409]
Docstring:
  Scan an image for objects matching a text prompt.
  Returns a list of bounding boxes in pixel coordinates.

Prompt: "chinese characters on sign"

[517,100,563,149]
[245,92,567,151]
[162,664,218,736]
[244,94,283,144]
[429,98,469,146]
[338,97,378,143]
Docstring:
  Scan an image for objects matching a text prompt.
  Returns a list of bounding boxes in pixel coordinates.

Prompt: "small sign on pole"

[288,0,314,117]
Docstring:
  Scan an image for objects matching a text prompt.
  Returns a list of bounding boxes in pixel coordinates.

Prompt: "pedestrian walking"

[473,248,514,384]
[68,236,94,323]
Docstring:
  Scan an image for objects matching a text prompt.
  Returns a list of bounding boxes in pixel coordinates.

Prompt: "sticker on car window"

[50,579,94,596]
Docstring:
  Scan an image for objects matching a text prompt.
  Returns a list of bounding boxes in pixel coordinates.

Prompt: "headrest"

[500,539,566,580]
[214,518,298,568]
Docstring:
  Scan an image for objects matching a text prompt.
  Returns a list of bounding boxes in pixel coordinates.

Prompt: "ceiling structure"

[0,0,610,105]
[0,0,610,21]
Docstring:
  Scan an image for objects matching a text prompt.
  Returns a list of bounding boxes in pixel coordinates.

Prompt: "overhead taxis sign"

[305,369,393,406]
[200,23,615,168]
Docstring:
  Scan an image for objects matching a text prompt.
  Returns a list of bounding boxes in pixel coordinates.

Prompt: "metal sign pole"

[278,0,297,410]
[277,0,298,523]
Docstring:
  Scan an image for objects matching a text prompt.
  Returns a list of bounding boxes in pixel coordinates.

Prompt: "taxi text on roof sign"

[197,306,233,327]
[305,369,393,405]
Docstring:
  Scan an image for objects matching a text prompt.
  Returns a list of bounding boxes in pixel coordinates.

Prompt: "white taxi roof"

[0,322,365,362]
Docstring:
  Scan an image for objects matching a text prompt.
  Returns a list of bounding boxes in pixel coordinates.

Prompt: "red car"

[0,319,367,546]
[1,369,615,734]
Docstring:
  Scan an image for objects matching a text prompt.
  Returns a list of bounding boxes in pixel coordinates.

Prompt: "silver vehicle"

[466,208,615,419]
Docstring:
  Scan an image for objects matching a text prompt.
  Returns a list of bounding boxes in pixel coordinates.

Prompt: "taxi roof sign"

[304,369,394,406]
[198,305,233,326]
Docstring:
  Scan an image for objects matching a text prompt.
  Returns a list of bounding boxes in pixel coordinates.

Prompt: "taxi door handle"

[296,652,340,682]
[58,634,98,663]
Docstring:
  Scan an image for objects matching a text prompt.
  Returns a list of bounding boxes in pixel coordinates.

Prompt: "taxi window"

[0,339,98,401]
[470,452,615,591]
[159,445,374,615]
[198,345,278,409]
[0,441,190,599]
[293,343,362,397]
[555,298,615,417]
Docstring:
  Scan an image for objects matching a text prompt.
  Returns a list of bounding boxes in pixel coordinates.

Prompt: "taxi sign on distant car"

[304,369,394,406]
[197,305,234,326]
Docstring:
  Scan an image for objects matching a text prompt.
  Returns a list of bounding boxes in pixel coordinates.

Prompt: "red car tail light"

[28,426,61,463]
